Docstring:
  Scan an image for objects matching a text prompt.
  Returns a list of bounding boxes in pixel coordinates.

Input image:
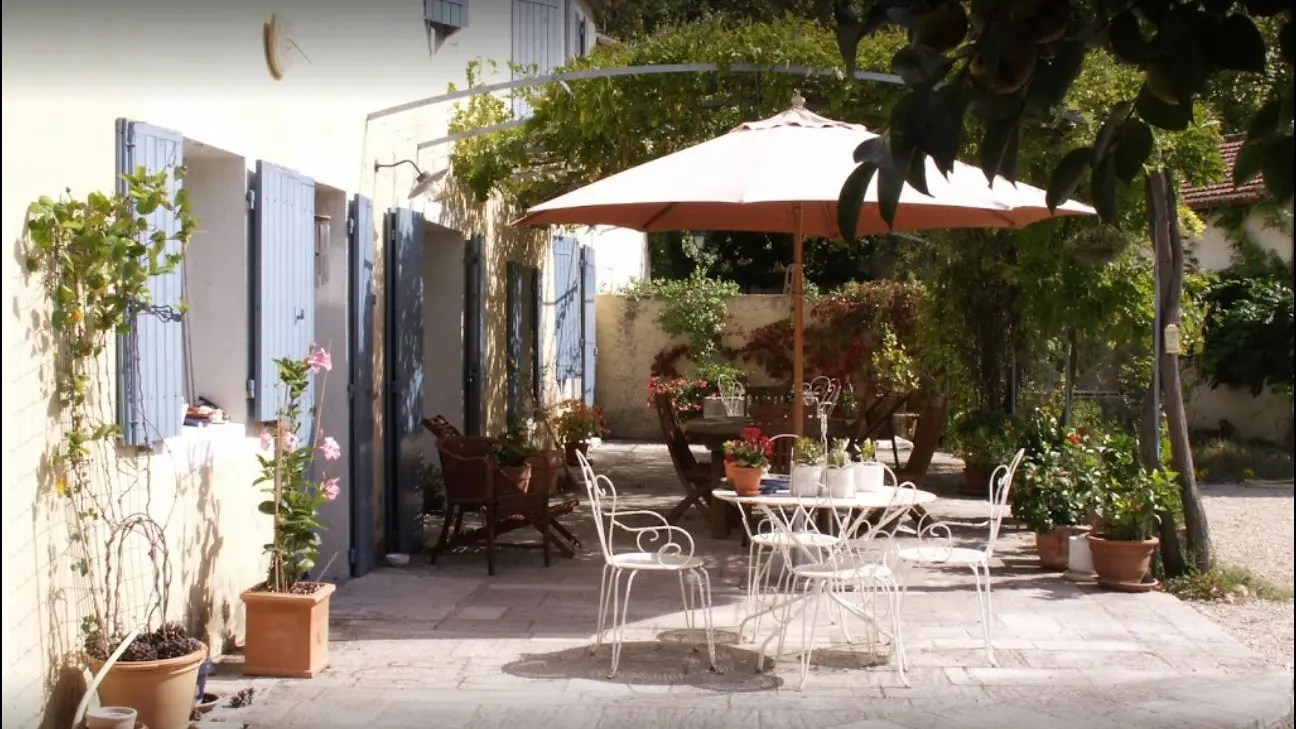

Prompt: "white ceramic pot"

[85,707,137,729]
[790,464,823,497]
[854,461,885,492]
[825,467,856,499]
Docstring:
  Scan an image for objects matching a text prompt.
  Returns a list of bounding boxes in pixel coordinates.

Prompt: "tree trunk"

[905,395,948,478]
[1062,327,1078,427]
[1146,170,1213,575]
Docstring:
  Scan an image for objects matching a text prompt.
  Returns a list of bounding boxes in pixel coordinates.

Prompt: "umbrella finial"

[791,91,806,108]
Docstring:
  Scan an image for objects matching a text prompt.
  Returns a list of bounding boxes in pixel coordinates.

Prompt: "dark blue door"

[581,245,597,406]
[348,195,377,577]
[463,235,485,435]
[384,208,424,556]
[505,261,525,426]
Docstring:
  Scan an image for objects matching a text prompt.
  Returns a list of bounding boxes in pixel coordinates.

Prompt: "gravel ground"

[1192,482,1294,671]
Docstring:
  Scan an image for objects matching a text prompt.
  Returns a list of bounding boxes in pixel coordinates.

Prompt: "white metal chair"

[893,448,1026,670]
[575,450,720,678]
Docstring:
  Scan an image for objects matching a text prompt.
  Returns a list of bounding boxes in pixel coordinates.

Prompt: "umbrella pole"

[792,205,805,437]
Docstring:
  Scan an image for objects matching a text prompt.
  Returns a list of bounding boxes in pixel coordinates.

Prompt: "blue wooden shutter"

[251,161,317,438]
[384,207,424,556]
[581,245,598,406]
[115,119,186,446]
[530,265,543,406]
[348,194,377,577]
[567,1,589,57]
[505,261,525,425]
[511,0,562,118]
[550,235,581,385]
[462,235,486,435]
[425,0,468,29]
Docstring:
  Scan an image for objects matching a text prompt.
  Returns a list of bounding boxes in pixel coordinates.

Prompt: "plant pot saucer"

[1097,577,1160,593]
[194,692,221,714]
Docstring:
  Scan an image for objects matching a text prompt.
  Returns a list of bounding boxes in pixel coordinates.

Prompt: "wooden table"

[684,416,854,539]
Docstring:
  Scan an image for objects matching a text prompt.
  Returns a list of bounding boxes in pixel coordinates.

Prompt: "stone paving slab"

[201,442,1293,729]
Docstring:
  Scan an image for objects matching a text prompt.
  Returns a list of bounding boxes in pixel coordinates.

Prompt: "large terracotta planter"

[526,450,563,495]
[563,441,589,467]
[88,643,206,729]
[730,466,764,496]
[1087,534,1160,588]
[241,582,336,678]
[1035,525,1091,571]
[960,463,992,496]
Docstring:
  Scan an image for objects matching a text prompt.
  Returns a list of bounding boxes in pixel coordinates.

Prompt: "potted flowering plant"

[852,439,886,492]
[242,343,343,679]
[1088,433,1177,590]
[645,376,710,420]
[1013,412,1101,570]
[790,436,824,497]
[723,427,771,496]
[555,399,605,465]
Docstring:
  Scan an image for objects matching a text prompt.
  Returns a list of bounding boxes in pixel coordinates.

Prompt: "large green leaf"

[979,115,1018,183]
[890,45,954,87]
[1108,12,1148,64]
[1047,147,1094,212]
[1208,14,1268,72]
[1090,155,1119,224]
[1114,118,1154,185]
[1233,137,1270,186]
[1135,84,1193,131]
[836,162,878,242]
[877,162,907,230]
[1260,135,1295,203]
[925,84,968,177]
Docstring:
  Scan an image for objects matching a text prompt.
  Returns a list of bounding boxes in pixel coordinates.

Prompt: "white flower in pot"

[853,439,886,492]
[790,437,824,497]
[824,438,856,499]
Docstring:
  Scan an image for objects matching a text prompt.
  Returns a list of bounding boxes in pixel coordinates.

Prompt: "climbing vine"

[620,271,739,365]
[25,166,197,638]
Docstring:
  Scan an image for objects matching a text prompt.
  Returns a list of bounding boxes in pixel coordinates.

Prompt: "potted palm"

[1088,435,1177,590]
[790,437,824,497]
[242,344,343,678]
[723,427,772,496]
[949,410,1021,496]
[852,438,886,492]
[1013,425,1100,570]
[555,399,605,466]
[825,438,856,499]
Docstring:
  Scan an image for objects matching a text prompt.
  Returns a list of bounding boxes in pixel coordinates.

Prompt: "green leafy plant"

[949,410,1021,468]
[25,166,197,640]
[1097,464,1178,542]
[826,438,850,468]
[630,271,740,364]
[554,398,604,444]
[255,344,343,593]
[792,436,823,465]
[856,439,878,462]
[1012,411,1102,533]
[723,427,773,468]
[872,324,921,394]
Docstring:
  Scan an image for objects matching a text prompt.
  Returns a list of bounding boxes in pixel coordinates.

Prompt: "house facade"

[1,1,644,724]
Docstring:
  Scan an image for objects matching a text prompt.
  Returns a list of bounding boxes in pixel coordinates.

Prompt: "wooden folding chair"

[652,393,719,524]
[422,414,462,441]
[847,393,909,468]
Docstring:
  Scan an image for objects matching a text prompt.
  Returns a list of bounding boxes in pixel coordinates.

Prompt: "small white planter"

[825,467,856,499]
[853,461,886,492]
[790,464,823,497]
[702,397,728,419]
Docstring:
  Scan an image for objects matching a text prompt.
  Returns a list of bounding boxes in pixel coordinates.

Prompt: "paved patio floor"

[204,442,1293,729]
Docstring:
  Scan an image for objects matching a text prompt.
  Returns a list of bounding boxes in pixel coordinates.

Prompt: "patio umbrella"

[514,95,1096,434]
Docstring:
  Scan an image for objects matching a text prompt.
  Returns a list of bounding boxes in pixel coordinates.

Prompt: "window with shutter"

[550,235,582,387]
[511,0,562,119]
[424,0,468,30]
[115,119,187,446]
[505,261,526,424]
[581,245,598,406]
[250,161,317,437]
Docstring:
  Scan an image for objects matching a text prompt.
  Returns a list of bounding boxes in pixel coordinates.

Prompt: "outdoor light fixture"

[373,159,447,200]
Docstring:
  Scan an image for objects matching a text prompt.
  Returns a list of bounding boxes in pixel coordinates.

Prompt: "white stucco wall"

[1184,206,1294,444]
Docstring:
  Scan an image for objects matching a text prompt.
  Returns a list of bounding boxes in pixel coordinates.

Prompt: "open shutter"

[505,261,525,425]
[567,1,589,57]
[530,266,543,406]
[511,0,562,118]
[251,161,317,438]
[551,235,581,386]
[384,207,424,556]
[425,0,468,29]
[463,235,485,435]
[348,194,377,577]
[581,245,597,406]
[115,119,186,446]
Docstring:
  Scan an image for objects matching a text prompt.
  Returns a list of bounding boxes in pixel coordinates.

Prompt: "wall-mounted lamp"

[373,159,447,200]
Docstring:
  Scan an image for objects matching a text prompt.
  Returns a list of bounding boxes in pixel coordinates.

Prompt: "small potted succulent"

[825,438,856,499]
[852,439,886,492]
[723,427,772,496]
[554,399,605,466]
[1088,434,1177,590]
[790,436,824,497]
[949,409,1022,496]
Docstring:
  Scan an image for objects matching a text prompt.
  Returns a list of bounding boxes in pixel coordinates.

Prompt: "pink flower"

[321,477,341,501]
[259,429,273,451]
[283,432,300,453]
[319,436,341,461]
[304,343,332,374]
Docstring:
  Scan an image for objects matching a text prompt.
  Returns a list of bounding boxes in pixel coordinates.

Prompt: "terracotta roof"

[1181,136,1268,210]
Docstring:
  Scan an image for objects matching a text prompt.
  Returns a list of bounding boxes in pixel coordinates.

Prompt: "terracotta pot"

[960,464,992,496]
[564,441,589,467]
[241,582,336,678]
[730,466,764,496]
[87,643,206,729]
[498,464,533,492]
[526,450,563,495]
[1035,525,1091,571]
[723,458,736,483]
[1087,534,1160,586]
